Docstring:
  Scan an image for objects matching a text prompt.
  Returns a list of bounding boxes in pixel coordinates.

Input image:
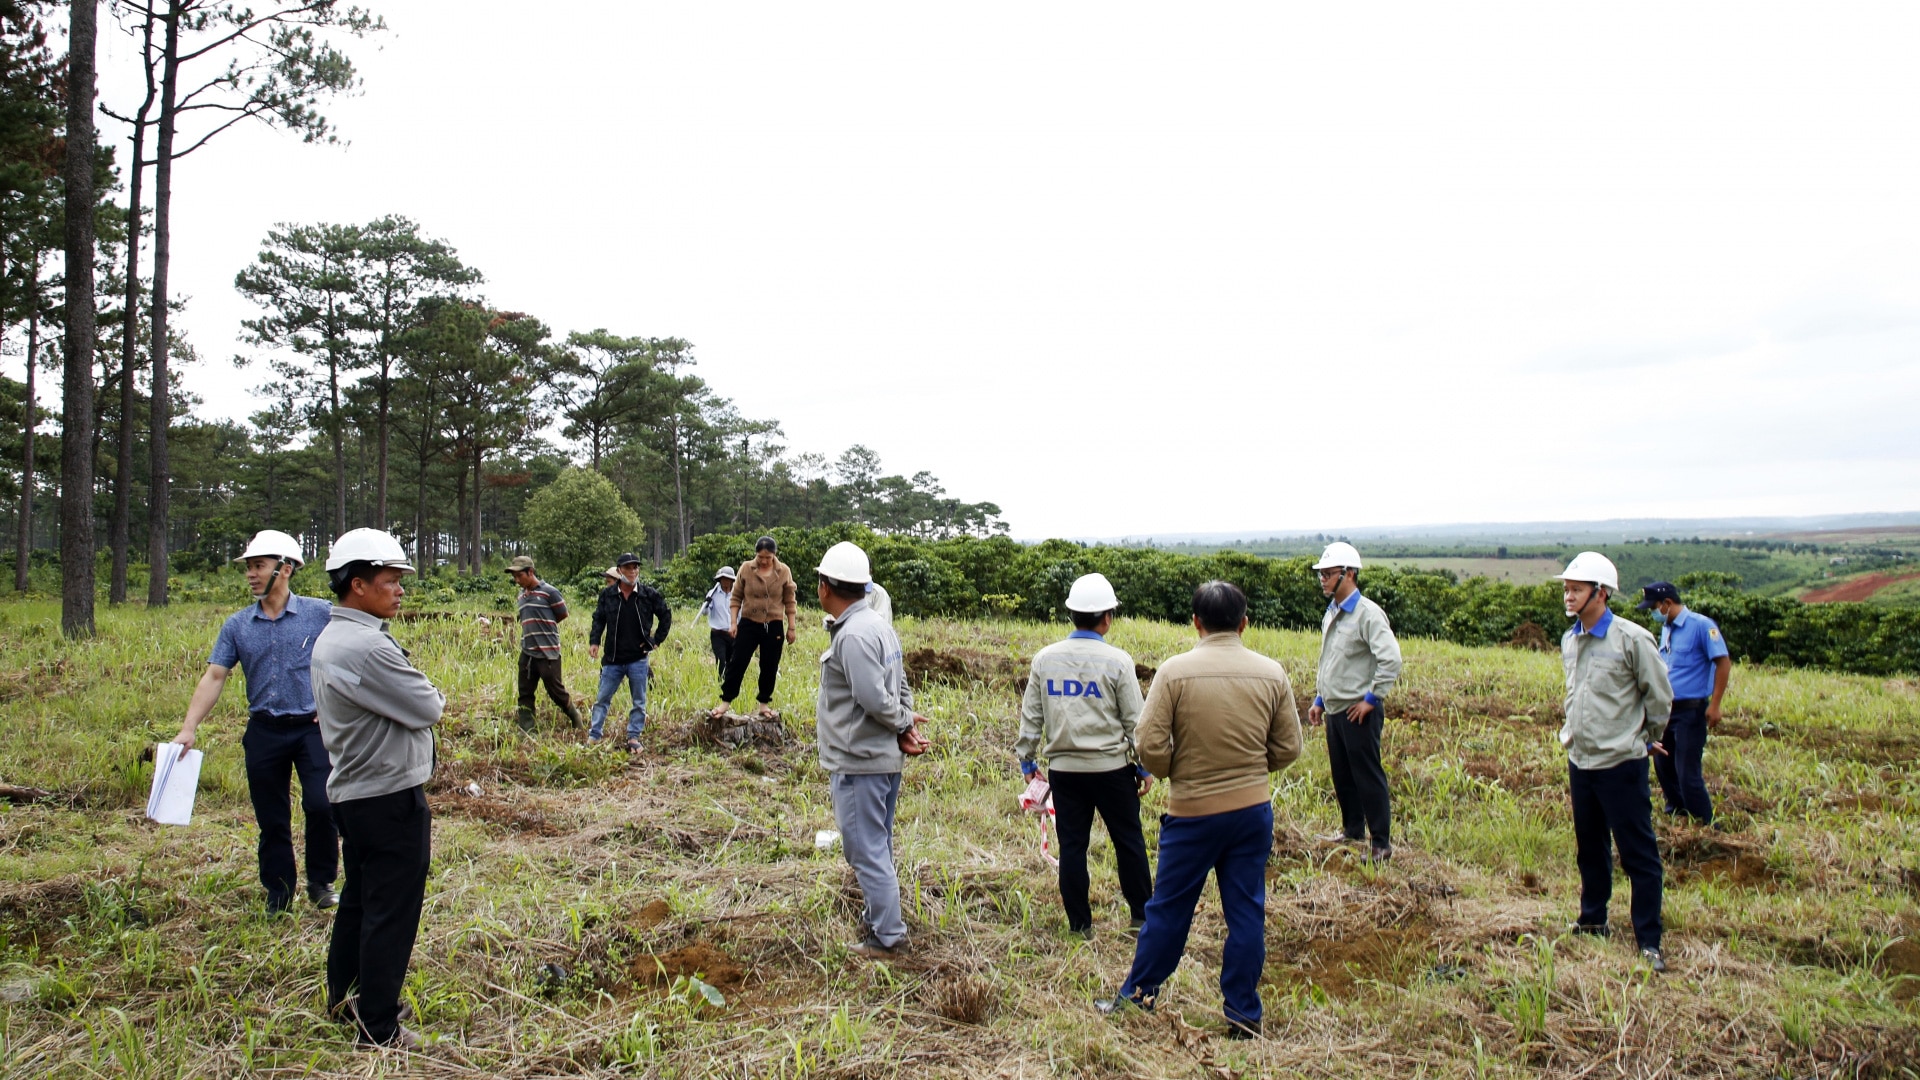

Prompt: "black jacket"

[590,582,672,665]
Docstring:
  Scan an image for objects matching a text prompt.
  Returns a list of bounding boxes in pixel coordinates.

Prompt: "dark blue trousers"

[1569,759,1662,949]
[1653,701,1713,824]
[1119,801,1272,1032]
[240,713,337,908]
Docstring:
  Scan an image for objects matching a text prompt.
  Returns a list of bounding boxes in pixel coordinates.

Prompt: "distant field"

[1379,557,1565,584]
[1800,571,1920,603]
[1768,526,1920,546]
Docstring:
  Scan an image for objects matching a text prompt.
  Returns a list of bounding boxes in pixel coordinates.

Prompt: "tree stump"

[693,709,791,750]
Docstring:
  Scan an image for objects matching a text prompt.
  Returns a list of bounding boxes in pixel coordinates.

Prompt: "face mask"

[1646,609,1666,626]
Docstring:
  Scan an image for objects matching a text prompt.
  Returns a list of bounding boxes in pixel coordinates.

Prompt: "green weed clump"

[0,593,1915,1077]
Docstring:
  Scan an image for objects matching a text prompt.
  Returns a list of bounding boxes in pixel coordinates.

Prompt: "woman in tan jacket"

[710,536,797,719]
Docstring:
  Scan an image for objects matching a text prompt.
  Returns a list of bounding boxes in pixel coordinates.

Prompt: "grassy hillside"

[0,596,1915,1077]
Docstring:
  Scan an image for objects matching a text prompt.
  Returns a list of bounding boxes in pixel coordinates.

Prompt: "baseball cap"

[1636,582,1680,610]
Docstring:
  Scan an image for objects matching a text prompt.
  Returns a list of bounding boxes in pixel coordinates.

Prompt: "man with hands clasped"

[173,529,338,914]
[814,540,930,960]
[1016,572,1154,939]
[1305,542,1404,863]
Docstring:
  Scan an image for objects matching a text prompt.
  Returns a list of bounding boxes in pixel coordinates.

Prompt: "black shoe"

[1127,916,1146,934]
[1366,844,1393,864]
[308,885,340,909]
[1225,1020,1261,1040]
[1568,922,1611,939]
[1069,924,1094,940]
[1641,946,1667,973]
[1094,992,1152,1017]
[847,935,903,960]
[265,895,293,916]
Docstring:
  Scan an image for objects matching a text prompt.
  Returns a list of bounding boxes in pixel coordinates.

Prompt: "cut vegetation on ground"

[0,597,1916,1077]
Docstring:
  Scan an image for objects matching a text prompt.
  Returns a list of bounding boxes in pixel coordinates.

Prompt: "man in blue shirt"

[1637,582,1732,825]
[172,530,337,914]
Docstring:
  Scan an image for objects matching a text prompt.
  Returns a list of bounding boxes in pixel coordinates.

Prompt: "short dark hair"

[1071,608,1113,631]
[755,535,777,553]
[1192,580,1248,632]
[818,573,865,601]
[328,560,382,599]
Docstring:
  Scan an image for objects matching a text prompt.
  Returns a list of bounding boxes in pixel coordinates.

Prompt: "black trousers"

[328,786,432,1045]
[720,618,784,705]
[1325,706,1392,847]
[1569,759,1662,949]
[1653,700,1714,823]
[240,713,337,907]
[516,653,573,715]
[1049,766,1153,931]
[709,628,732,688]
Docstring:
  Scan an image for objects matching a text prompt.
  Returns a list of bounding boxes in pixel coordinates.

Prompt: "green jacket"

[1559,610,1673,770]
[1314,592,1402,714]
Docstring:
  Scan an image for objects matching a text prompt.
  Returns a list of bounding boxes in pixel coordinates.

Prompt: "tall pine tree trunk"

[61,0,98,638]
[110,13,153,606]
[470,443,483,572]
[16,304,37,592]
[146,2,180,609]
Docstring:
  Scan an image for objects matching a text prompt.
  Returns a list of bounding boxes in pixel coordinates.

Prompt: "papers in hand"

[146,742,202,826]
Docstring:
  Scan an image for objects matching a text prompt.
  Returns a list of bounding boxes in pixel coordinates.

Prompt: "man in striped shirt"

[509,556,581,732]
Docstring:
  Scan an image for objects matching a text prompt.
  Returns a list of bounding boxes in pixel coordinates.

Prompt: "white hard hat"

[323,528,415,574]
[236,529,304,568]
[1312,542,1363,571]
[1553,551,1619,591]
[815,540,872,584]
[1065,572,1120,613]
[714,566,737,580]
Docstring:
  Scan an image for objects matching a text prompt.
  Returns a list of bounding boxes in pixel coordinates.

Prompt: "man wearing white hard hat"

[1016,572,1153,938]
[172,529,338,914]
[699,566,739,691]
[814,540,929,959]
[1306,542,1404,862]
[1554,551,1674,974]
[313,529,447,1048]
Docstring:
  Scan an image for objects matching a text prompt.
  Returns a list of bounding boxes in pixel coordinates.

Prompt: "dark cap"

[616,552,643,567]
[1635,582,1680,610]
[505,555,537,574]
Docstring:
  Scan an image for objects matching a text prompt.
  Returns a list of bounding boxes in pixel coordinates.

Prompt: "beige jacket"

[1136,632,1302,817]
[729,558,798,627]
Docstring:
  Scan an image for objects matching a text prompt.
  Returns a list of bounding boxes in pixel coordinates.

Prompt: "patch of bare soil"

[1662,827,1782,888]
[905,648,1027,691]
[1503,621,1555,652]
[1270,922,1436,998]
[1464,754,1556,792]
[1801,571,1920,603]
[0,875,86,946]
[0,657,73,703]
[634,899,672,928]
[630,941,744,989]
[428,790,560,836]
[1877,938,1920,1003]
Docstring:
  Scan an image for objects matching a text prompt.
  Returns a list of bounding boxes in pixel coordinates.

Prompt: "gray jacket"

[314,606,447,802]
[1016,632,1143,773]
[815,599,915,775]
[1560,610,1673,770]
[1315,592,1403,714]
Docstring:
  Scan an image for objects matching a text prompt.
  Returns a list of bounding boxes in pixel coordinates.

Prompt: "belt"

[249,710,317,726]
[1671,698,1709,710]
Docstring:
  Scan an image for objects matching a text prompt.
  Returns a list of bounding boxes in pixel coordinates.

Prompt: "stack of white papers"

[146,743,202,826]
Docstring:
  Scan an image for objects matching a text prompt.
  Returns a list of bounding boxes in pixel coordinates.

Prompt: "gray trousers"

[830,771,908,947]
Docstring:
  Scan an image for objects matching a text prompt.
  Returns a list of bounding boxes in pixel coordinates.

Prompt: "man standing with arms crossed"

[1637,581,1731,825]
[1016,572,1153,939]
[314,529,446,1048]
[1098,581,1301,1039]
[815,540,929,959]
[1305,542,1404,862]
[1556,552,1673,973]
[507,555,582,733]
[172,530,337,914]
[588,552,673,750]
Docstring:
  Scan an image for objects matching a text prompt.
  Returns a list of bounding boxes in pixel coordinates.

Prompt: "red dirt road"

[1801,571,1920,603]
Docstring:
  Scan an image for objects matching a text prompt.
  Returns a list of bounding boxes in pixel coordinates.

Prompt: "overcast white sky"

[74,2,1920,538]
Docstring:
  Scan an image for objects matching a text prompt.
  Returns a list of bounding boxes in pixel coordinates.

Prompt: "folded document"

[146,742,202,826]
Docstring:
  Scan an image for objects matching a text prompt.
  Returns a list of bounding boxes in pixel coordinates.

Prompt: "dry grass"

[0,597,1915,1077]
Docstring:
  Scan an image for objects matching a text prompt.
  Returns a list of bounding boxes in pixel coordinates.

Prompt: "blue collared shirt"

[1658,607,1730,699]
[1575,608,1615,639]
[1068,629,1105,641]
[208,592,332,717]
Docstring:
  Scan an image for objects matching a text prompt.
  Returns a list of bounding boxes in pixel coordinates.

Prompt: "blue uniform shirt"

[208,592,333,717]
[1658,607,1730,700]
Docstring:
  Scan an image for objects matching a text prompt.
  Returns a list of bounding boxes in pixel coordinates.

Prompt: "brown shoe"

[357,1025,423,1050]
[847,934,903,960]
